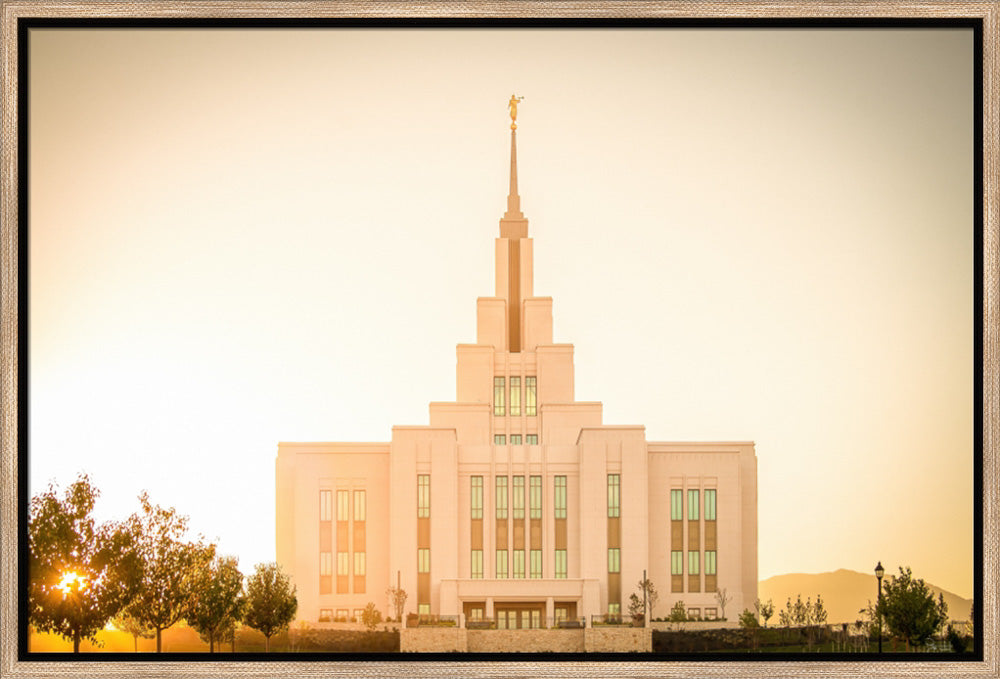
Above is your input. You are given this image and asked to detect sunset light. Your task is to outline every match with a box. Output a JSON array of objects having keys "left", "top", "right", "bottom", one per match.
[{"left": 56, "top": 571, "right": 86, "bottom": 597}]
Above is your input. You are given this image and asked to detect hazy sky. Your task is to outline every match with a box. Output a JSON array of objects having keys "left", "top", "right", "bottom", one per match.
[{"left": 28, "top": 28, "right": 975, "bottom": 598}]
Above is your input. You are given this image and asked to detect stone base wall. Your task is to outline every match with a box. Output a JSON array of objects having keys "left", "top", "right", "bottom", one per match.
[
  {"left": 467, "top": 629, "right": 585, "bottom": 653},
  {"left": 584, "top": 627, "right": 652, "bottom": 653},
  {"left": 399, "top": 628, "right": 467, "bottom": 653},
  {"left": 651, "top": 620, "right": 734, "bottom": 632}
]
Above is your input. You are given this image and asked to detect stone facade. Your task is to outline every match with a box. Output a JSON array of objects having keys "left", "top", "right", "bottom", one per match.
[
  {"left": 584, "top": 627, "right": 653, "bottom": 653},
  {"left": 399, "top": 628, "right": 467, "bottom": 653},
  {"left": 467, "top": 629, "right": 585, "bottom": 653}
]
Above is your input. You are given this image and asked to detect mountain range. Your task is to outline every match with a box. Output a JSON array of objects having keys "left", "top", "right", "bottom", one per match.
[{"left": 758, "top": 569, "right": 972, "bottom": 625}]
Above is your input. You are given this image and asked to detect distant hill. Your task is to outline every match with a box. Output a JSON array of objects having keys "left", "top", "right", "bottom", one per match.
[{"left": 758, "top": 569, "right": 972, "bottom": 625}]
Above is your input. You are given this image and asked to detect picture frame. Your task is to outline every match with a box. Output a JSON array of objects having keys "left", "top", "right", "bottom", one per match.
[{"left": 2, "top": 2, "right": 996, "bottom": 678}]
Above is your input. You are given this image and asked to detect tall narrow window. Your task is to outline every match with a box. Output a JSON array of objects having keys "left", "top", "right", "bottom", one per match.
[
  {"left": 705, "top": 489, "right": 717, "bottom": 521},
  {"left": 671, "top": 489, "right": 683, "bottom": 520},
  {"left": 526, "top": 434, "right": 538, "bottom": 444},
  {"left": 608, "top": 548, "right": 621, "bottom": 573},
  {"left": 320, "top": 552, "right": 332, "bottom": 576},
  {"left": 529, "top": 476, "right": 542, "bottom": 519},
  {"left": 555, "top": 549, "right": 567, "bottom": 578},
  {"left": 554, "top": 476, "right": 567, "bottom": 519},
  {"left": 509, "top": 376, "right": 521, "bottom": 416},
  {"left": 417, "top": 548, "right": 430, "bottom": 573},
  {"left": 417, "top": 475, "right": 430, "bottom": 518},
  {"left": 705, "top": 551, "right": 717, "bottom": 575},
  {"left": 496, "top": 550, "right": 508, "bottom": 578},
  {"left": 510, "top": 434, "right": 522, "bottom": 444},
  {"left": 671, "top": 550, "right": 683, "bottom": 575},
  {"left": 353, "top": 490, "right": 366, "bottom": 521},
  {"left": 513, "top": 550, "right": 525, "bottom": 578},
  {"left": 337, "top": 552, "right": 349, "bottom": 576},
  {"left": 354, "top": 552, "right": 366, "bottom": 576},
  {"left": 471, "top": 550, "right": 483, "bottom": 579},
  {"left": 688, "top": 551, "right": 700, "bottom": 575},
  {"left": 525, "top": 377, "right": 537, "bottom": 416},
  {"left": 513, "top": 476, "right": 525, "bottom": 519},
  {"left": 337, "top": 490, "right": 349, "bottom": 521},
  {"left": 494, "top": 377, "right": 505, "bottom": 416},
  {"left": 688, "top": 489, "right": 700, "bottom": 520},
  {"left": 471, "top": 476, "right": 483, "bottom": 519},
  {"left": 607, "top": 474, "right": 620, "bottom": 518},
  {"left": 494, "top": 434, "right": 506, "bottom": 445},
  {"left": 320, "top": 490, "right": 333, "bottom": 521},
  {"left": 496, "top": 476, "right": 508, "bottom": 519},
  {"left": 530, "top": 549, "right": 542, "bottom": 578}
]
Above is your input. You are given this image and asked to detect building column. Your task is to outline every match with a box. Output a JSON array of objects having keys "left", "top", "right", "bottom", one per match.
[
  {"left": 486, "top": 597, "right": 494, "bottom": 619},
  {"left": 545, "top": 597, "right": 554, "bottom": 626}
]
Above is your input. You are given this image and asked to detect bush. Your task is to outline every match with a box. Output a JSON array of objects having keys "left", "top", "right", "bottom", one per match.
[
  {"left": 667, "top": 601, "right": 688, "bottom": 623},
  {"left": 738, "top": 609, "right": 759, "bottom": 629}
]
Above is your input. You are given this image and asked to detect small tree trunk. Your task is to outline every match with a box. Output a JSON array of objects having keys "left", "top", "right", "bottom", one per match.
[
  {"left": 265, "top": 634, "right": 270, "bottom": 653},
  {"left": 210, "top": 636, "right": 215, "bottom": 653},
  {"left": 156, "top": 627, "right": 162, "bottom": 653},
  {"left": 73, "top": 629, "right": 81, "bottom": 654},
  {"left": 133, "top": 634, "right": 138, "bottom": 653}
]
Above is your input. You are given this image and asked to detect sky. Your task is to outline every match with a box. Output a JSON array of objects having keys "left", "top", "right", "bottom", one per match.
[{"left": 27, "top": 27, "right": 975, "bottom": 598}]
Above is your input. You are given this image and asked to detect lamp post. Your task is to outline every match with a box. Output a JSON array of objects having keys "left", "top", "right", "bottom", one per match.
[{"left": 875, "top": 561, "right": 885, "bottom": 653}]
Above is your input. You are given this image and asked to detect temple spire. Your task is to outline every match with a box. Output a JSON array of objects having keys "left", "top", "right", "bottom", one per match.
[{"left": 502, "top": 94, "right": 526, "bottom": 228}]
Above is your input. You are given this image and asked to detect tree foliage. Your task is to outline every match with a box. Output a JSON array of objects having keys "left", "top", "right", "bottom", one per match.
[
  {"left": 28, "top": 474, "right": 142, "bottom": 652},
  {"left": 112, "top": 609, "right": 154, "bottom": 652},
  {"left": 361, "top": 602, "right": 382, "bottom": 631},
  {"left": 667, "top": 601, "right": 688, "bottom": 622},
  {"left": 754, "top": 598, "right": 775, "bottom": 628},
  {"left": 243, "top": 562, "right": 298, "bottom": 652},
  {"left": 738, "top": 608, "right": 760, "bottom": 629},
  {"left": 186, "top": 555, "right": 245, "bottom": 652},
  {"left": 128, "top": 491, "right": 215, "bottom": 652},
  {"left": 876, "top": 566, "right": 949, "bottom": 649}
]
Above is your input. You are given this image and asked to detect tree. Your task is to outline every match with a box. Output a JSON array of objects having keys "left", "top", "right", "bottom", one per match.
[
  {"left": 635, "top": 577, "right": 659, "bottom": 620},
  {"left": 667, "top": 601, "right": 688, "bottom": 622},
  {"left": 243, "top": 562, "right": 298, "bottom": 652},
  {"left": 361, "top": 602, "right": 382, "bottom": 631},
  {"left": 739, "top": 608, "right": 760, "bottom": 628},
  {"left": 628, "top": 593, "right": 644, "bottom": 619},
  {"left": 186, "top": 555, "right": 245, "bottom": 652},
  {"left": 876, "top": 566, "right": 949, "bottom": 650},
  {"left": 28, "top": 474, "right": 142, "bottom": 652},
  {"left": 386, "top": 585, "right": 408, "bottom": 622},
  {"left": 754, "top": 598, "right": 775, "bottom": 628},
  {"left": 778, "top": 599, "right": 793, "bottom": 628},
  {"left": 128, "top": 492, "right": 216, "bottom": 652},
  {"left": 112, "top": 609, "right": 154, "bottom": 653},
  {"left": 714, "top": 588, "right": 731, "bottom": 620}
]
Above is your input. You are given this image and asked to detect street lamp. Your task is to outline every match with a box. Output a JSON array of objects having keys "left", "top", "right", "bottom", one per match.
[{"left": 875, "top": 561, "right": 885, "bottom": 653}]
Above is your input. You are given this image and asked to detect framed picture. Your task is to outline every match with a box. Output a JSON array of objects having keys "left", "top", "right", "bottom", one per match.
[{"left": 2, "top": 2, "right": 995, "bottom": 678}]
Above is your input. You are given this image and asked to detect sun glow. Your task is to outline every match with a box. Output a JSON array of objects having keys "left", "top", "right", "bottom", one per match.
[{"left": 56, "top": 571, "right": 86, "bottom": 597}]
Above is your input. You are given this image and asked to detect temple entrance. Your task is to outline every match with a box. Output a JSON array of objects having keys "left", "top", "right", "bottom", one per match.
[{"left": 495, "top": 602, "right": 546, "bottom": 629}]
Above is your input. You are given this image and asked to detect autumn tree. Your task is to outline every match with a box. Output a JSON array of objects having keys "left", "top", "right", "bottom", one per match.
[
  {"left": 128, "top": 492, "right": 215, "bottom": 652},
  {"left": 243, "top": 562, "right": 298, "bottom": 652},
  {"left": 28, "top": 474, "right": 142, "bottom": 652},
  {"left": 112, "top": 609, "right": 154, "bottom": 652},
  {"left": 876, "top": 566, "right": 949, "bottom": 650},
  {"left": 186, "top": 555, "right": 245, "bottom": 653}
]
